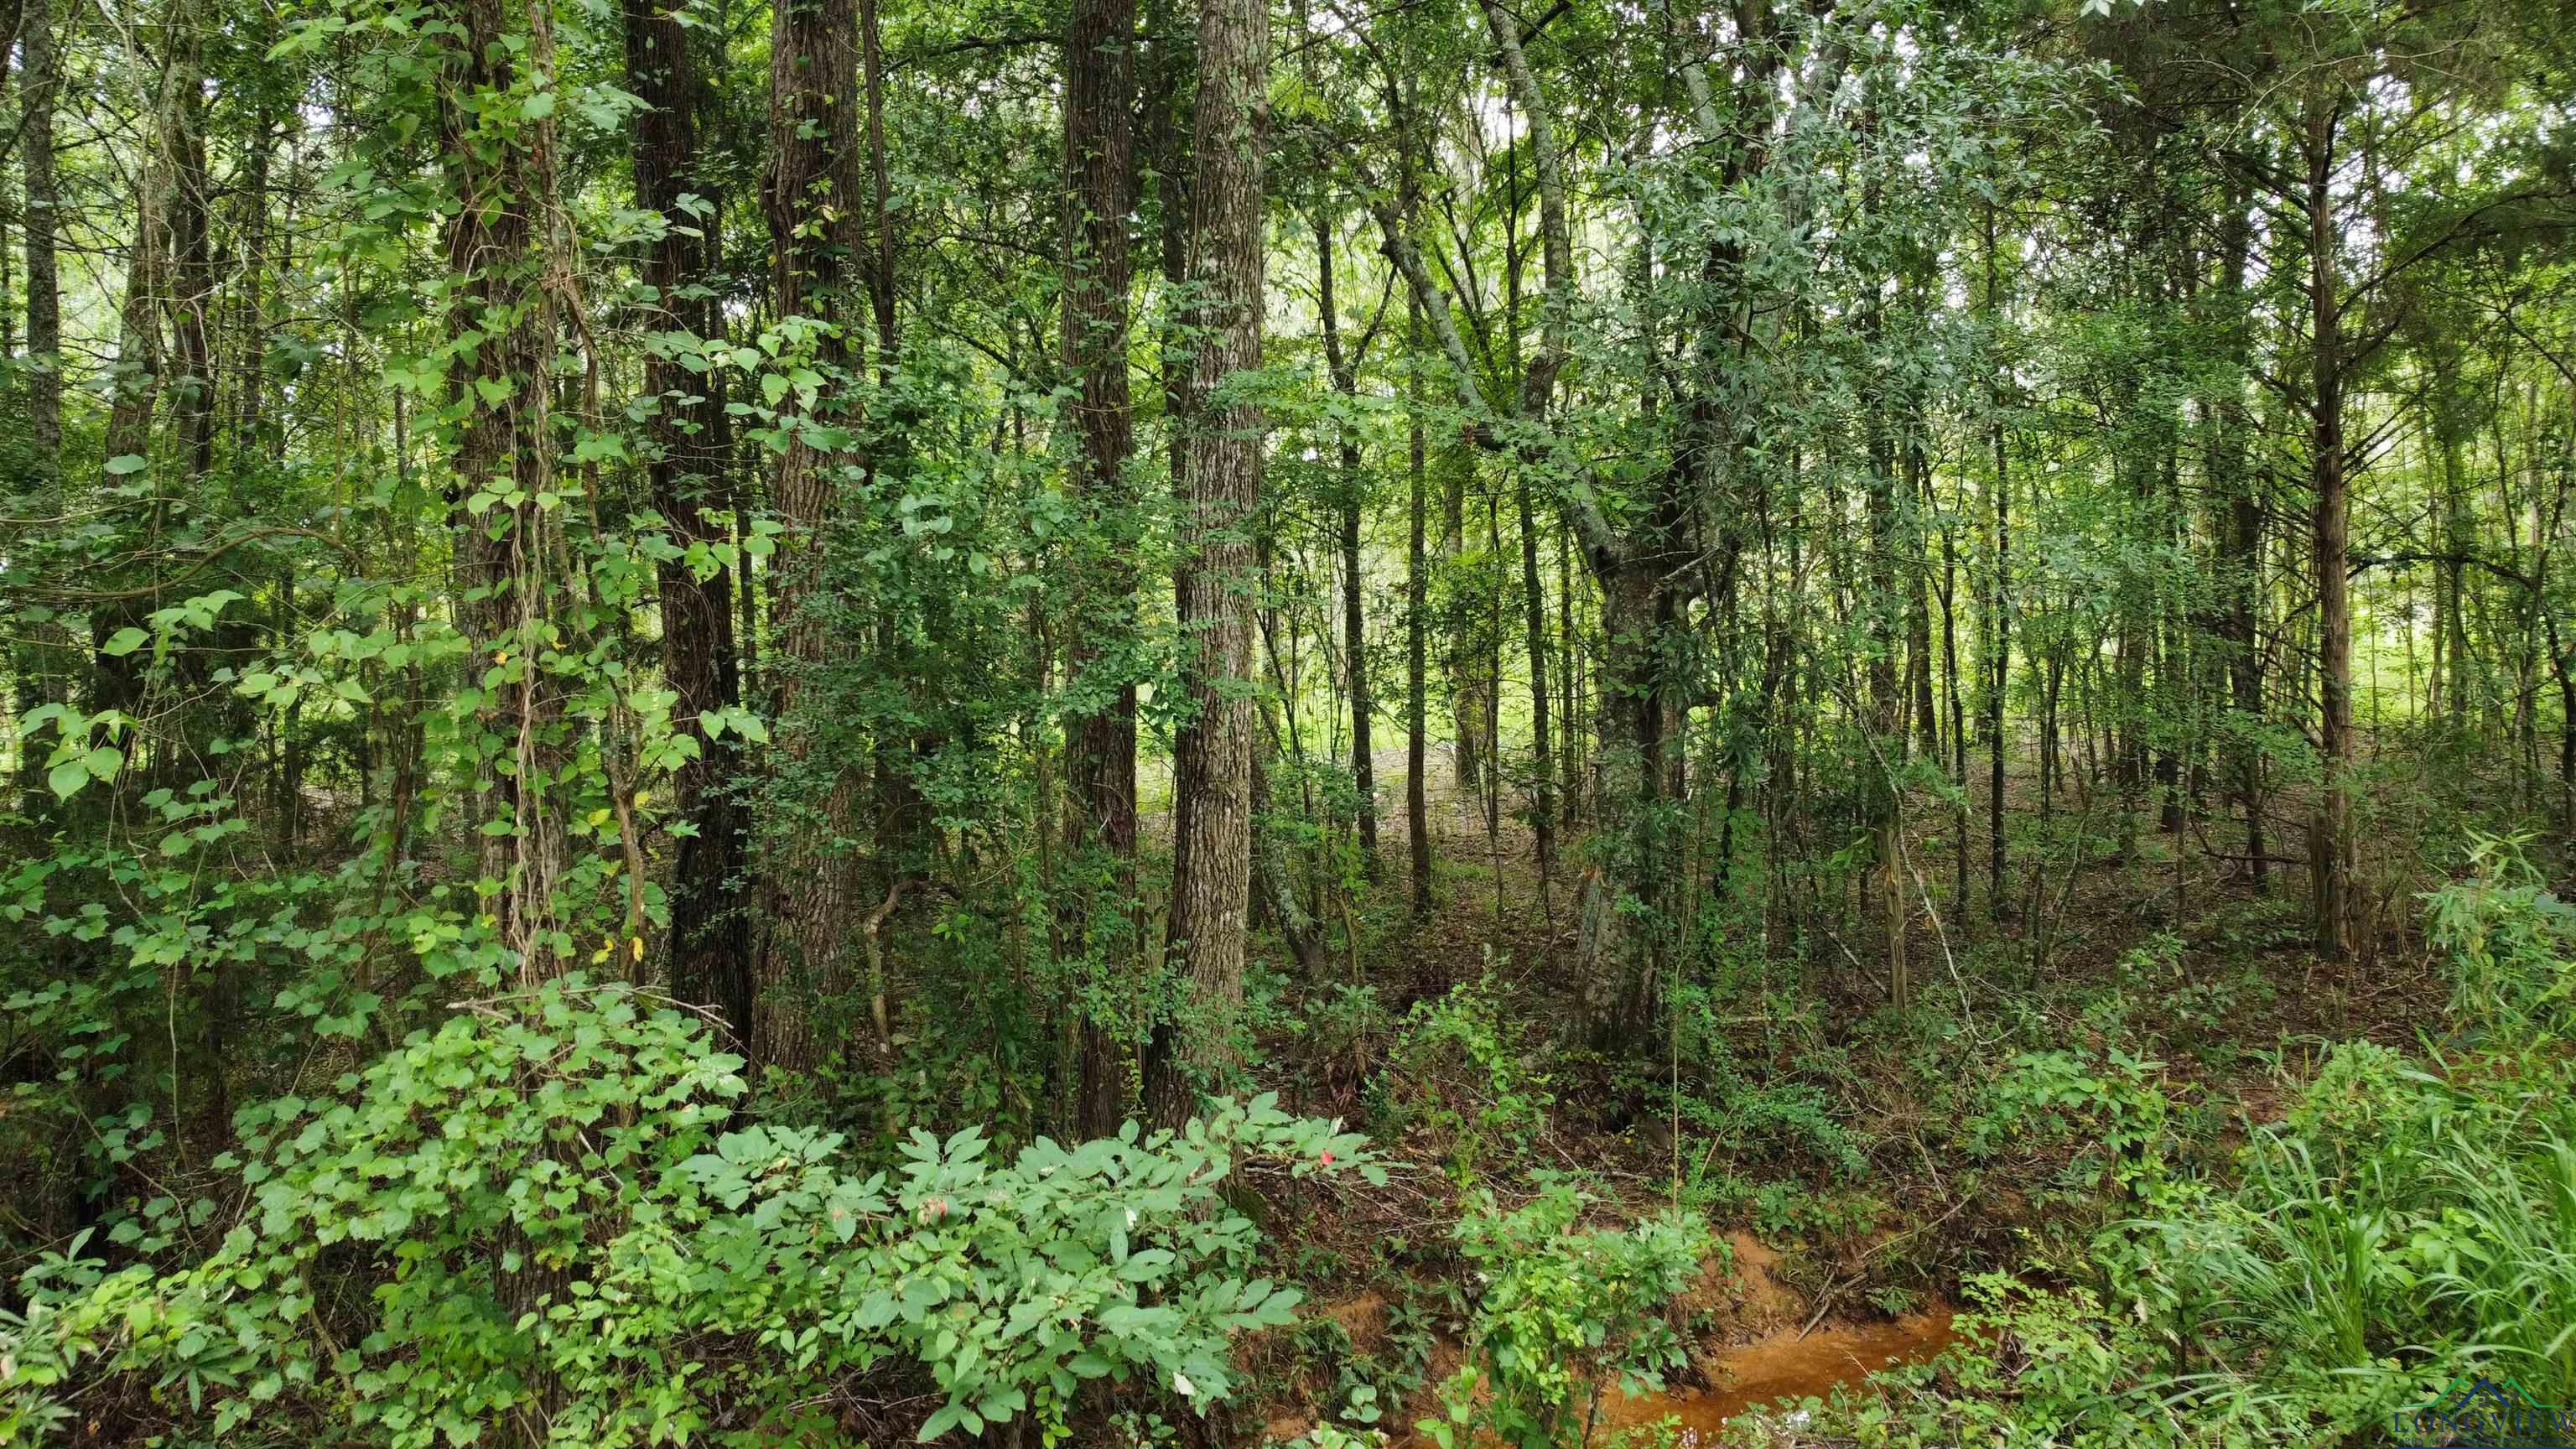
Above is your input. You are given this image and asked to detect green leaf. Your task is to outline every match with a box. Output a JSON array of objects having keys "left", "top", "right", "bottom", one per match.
[
  {"left": 105, "top": 454, "right": 148, "bottom": 475},
  {"left": 101, "top": 627, "right": 150, "bottom": 657}
]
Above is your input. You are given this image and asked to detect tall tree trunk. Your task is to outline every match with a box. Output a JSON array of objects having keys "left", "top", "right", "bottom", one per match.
[
  {"left": 1061, "top": 0, "right": 1140, "bottom": 1139},
  {"left": 1314, "top": 210, "right": 1379, "bottom": 880},
  {"left": 1585, "top": 559, "right": 1680, "bottom": 1042},
  {"left": 1984, "top": 208, "right": 2011, "bottom": 918},
  {"left": 756, "top": 0, "right": 871, "bottom": 1070},
  {"left": 437, "top": 0, "right": 566, "bottom": 978},
  {"left": 20, "top": 0, "right": 59, "bottom": 472},
  {"left": 2215, "top": 182, "right": 2267, "bottom": 895},
  {"left": 1144, "top": 0, "right": 1266, "bottom": 1131},
  {"left": 626, "top": 0, "right": 750, "bottom": 1041},
  {"left": 1479, "top": 0, "right": 1561, "bottom": 901},
  {"left": 1516, "top": 471, "right": 1555, "bottom": 906},
  {"left": 1867, "top": 428, "right": 1909, "bottom": 1010},
  {"left": 1406, "top": 298, "right": 1434, "bottom": 916},
  {"left": 2303, "top": 92, "right": 2352, "bottom": 961},
  {"left": 101, "top": 6, "right": 197, "bottom": 479}
]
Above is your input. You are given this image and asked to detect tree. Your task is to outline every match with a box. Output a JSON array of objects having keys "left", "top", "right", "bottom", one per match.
[
  {"left": 1061, "top": 0, "right": 1143, "bottom": 1136},
  {"left": 1145, "top": 0, "right": 1269, "bottom": 1130}
]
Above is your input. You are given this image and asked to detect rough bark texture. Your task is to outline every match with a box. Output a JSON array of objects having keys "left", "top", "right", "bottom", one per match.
[
  {"left": 756, "top": 0, "right": 871, "bottom": 1071},
  {"left": 1144, "top": 0, "right": 1266, "bottom": 1132},
  {"left": 626, "top": 0, "right": 750, "bottom": 1041},
  {"left": 1061, "top": 0, "right": 1140, "bottom": 1137}
]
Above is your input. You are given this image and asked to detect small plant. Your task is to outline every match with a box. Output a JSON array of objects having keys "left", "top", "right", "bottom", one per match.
[
  {"left": 2426, "top": 831, "right": 2575, "bottom": 1030},
  {"left": 1415, "top": 1182, "right": 1709, "bottom": 1449},
  {"left": 1377, "top": 969, "right": 1555, "bottom": 1180},
  {"left": 1964, "top": 1043, "right": 2177, "bottom": 1192}
]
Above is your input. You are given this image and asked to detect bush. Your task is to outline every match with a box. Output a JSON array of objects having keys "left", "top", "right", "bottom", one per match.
[
  {"left": 1416, "top": 1182, "right": 1709, "bottom": 1449},
  {"left": 0, "top": 982, "right": 1379, "bottom": 1446}
]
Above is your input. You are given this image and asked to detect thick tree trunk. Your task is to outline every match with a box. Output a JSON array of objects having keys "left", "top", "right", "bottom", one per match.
[
  {"left": 1144, "top": 0, "right": 1265, "bottom": 1131},
  {"left": 1583, "top": 562, "right": 1677, "bottom": 1043},
  {"left": 755, "top": 0, "right": 871, "bottom": 1071},
  {"left": 1061, "top": 0, "right": 1140, "bottom": 1138},
  {"left": 626, "top": 0, "right": 750, "bottom": 1041},
  {"left": 438, "top": 0, "right": 565, "bottom": 977}
]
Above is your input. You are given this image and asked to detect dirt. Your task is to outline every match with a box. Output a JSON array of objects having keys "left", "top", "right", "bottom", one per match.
[
  {"left": 1369, "top": 1233, "right": 1955, "bottom": 1447},
  {"left": 1592, "top": 1306, "right": 1959, "bottom": 1443}
]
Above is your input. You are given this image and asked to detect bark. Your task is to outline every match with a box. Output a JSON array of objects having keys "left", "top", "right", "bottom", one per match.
[
  {"left": 1143, "top": 0, "right": 1265, "bottom": 1131},
  {"left": 1585, "top": 560, "right": 1680, "bottom": 1041},
  {"left": 1061, "top": 0, "right": 1140, "bottom": 1139},
  {"left": 756, "top": 0, "right": 871, "bottom": 1070},
  {"left": 101, "top": 9, "right": 198, "bottom": 480},
  {"left": 1867, "top": 420, "right": 1909, "bottom": 1009},
  {"left": 2303, "top": 92, "right": 2352, "bottom": 961},
  {"left": 1480, "top": 0, "right": 1563, "bottom": 893},
  {"left": 20, "top": 0, "right": 59, "bottom": 471},
  {"left": 1406, "top": 297, "right": 1435, "bottom": 916},
  {"left": 1984, "top": 207, "right": 2011, "bottom": 917},
  {"left": 438, "top": 0, "right": 565, "bottom": 976},
  {"left": 626, "top": 0, "right": 750, "bottom": 1040}
]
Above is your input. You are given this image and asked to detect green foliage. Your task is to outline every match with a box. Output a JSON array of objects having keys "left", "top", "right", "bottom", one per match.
[
  {"left": 0, "top": 984, "right": 1379, "bottom": 1446},
  {"left": 1374, "top": 971, "right": 1555, "bottom": 1181},
  {"left": 2425, "top": 831, "right": 2576, "bottom": 1031},
  {"left": 1964, "top": 1043, "right": 2176, "bottom": 1194},
  {"left": 1415, "top": 1182, "right": 1709, "bottom": 1449},
  {"left": 1811, "top": 869, "right": 2576, "bottom": 1447}
]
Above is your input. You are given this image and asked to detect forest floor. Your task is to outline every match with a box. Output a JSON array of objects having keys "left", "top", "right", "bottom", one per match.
[{"left": 1220, "top": 751, "right": 2455, "bottom": 1446}]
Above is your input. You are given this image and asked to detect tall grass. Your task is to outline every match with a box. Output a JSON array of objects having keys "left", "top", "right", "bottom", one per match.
[{"left": 2127, "top": 844, "right": 2576, "bottom": 1430}]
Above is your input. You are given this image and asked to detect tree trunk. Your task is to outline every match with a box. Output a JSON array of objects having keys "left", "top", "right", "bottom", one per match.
[
  {"left": 756, "top": 0, "right": 872, "bottom": 1070},
  {"left": 626, "top": 0, "right": 750, "bottom": 1041},
  {"left": 1406, "top": 298, "right": 1434, "bottom": 916},
  {"left": 1985, "top": 210, "right": 2011, "bottom": 918},
  {"left": 2215, "top": 178, "right": 2267, "bottom": 895},
  {"left": 1478, "top": 0, "right": 1563, "bottom": 901},
  {"left": 1583, "top": 561, "right": 1677, "bottom": 1043},
  {"left": 1061, "top": 0, "right": 1140, "bottom": 1138},
  {"left": 1314, "top": 210, "right": 1379, "bottom": 880},
  {"left": 20, "top": 0, "right": 60, "bottom": 472},
  {"left": 1144, "top": 0, "right": 1265, "bottom": 1131},
  {"left": 437, "top": 0, "right": 568, "bottom": 978},
  {"left": 2303, "top": 93, "right": 2352, "bottom": 961}
]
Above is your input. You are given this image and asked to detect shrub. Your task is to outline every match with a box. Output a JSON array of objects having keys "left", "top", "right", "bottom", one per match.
[
  {"left": 0, "top": 982, "right": 1379, "bottom": 1446},
  {"left": 1416, "top": 1182, "right": 1709, "bottom": 1449}
]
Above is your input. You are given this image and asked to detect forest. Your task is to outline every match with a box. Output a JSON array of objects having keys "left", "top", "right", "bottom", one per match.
[{"left": 0, "top": 0, "right": 2573, "bottom": 1440}]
